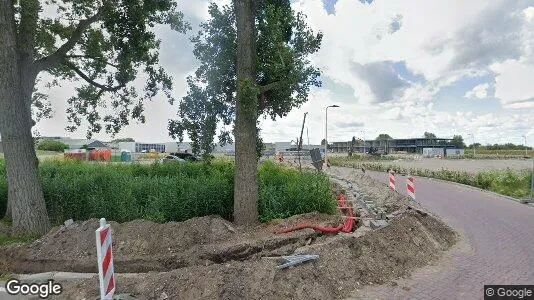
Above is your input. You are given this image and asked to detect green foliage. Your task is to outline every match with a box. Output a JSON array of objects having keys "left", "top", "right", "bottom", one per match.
[
  {"left": 17, "top": 0, "right": 189, "bottom": 138},
  {"left": 259, "top": 161, "right": 335, "bottom": 222},
  {"left": 451, "top": 135, "right": 465, "bottom": 148},
  {"left": 0, "top": 160, "right": 335, "bottom": 223},
  {"left": 168, "top": 1, "right": 322, "bottom": 158},
  {"left": 376, "top": 134, "right": 393, "bottom": 141},
  {"left": 423, "top": 132, "right": 437, "bottom": 139},
  {"left": 329, "top": 157, "right": 533, "bottom": 199},
  {"left": 36, "top": 140, "right": 68, "bottom": 152},
  {"left": 467, "top": 144, "right": 532, "bottom": 151},
  {"left": 0, "top": 234, "right": 39, "bottom": 246}
]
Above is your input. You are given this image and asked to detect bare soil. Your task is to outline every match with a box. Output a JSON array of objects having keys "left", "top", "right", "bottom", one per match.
[
  {"left": 54, "top": 211, "right": 455, "bottom": 300},
  {"left": 0, "top": 173, "right": 457, "bottom": 299}
]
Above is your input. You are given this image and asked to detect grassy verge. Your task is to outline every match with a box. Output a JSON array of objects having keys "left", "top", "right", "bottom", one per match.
[
  {"left": 0, "top": 160, "right": 336, "bottom": 224},
  {"left": 458, "top": 149, "right": 534, "bottom": 159},
  {"left": 330, "top": 157, "right": 532, "bottom": 199}
]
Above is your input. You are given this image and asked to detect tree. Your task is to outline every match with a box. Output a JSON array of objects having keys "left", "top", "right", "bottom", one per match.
[
  {"left": 376, "top": 134, "right": 393, "bottom": 141},
  {"left": 451, "top": 135, "right": 465, "bottom": 148},
  {"left": 36, "top": 140, "right": 68, "bottom": 152},
  {"left": 349, "top": 136, "right": 356, "bottom": 156},
  {"left": 424, "top": 132, "right": 437, "bottom": 139},
  {"left": 0, "top": 0, "right": 188, "bottom": 235},
  {"left": 321, "top": 138, "right": 327, "bottom": 146},
  {"left": 168, "top": 1, "right": 322, "bottom": 225}
]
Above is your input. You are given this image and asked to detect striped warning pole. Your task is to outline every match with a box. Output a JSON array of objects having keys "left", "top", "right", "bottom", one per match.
[
  {"left": 388, "top": 172, "right": 396, "bottom": 190},
  {"left": 407, "top": 176, "right": 415, "bottom": 200},
  {"left": 95, "top": 218, "right": 115, "bottom": 299}
]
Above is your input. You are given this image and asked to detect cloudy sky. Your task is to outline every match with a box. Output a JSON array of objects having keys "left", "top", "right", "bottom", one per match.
[{"left": 35, "top": 0, "right": 534, "bottom": 146}]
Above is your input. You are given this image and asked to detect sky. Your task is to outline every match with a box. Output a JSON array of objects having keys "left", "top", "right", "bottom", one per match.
[{"left": 34, "top": 0, "right": 534, "bottom": 146}]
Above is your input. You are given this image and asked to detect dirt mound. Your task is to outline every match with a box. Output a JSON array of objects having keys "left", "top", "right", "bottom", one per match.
[
  {"left": 0, "top": 168, "right": 457, "bottom": 299},
  {"left": 0, "top": 214, "right": 339, "bottom": 274},
  {"left": 54, "top": 211, "right": 455, "bottom": 300}
]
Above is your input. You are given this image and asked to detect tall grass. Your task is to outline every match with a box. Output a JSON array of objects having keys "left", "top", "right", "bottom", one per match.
[
  {"left": 0, "top": 160, "right": 335, "bottom": 224},
  {"left": 330, "top": 157, "right": 533, "bottom": 199}
]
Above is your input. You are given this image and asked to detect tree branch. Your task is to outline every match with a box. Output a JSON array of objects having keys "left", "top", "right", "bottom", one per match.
[
  {"left": 64, "top": 61, "right": 124, "bottom": 92},
  {"left": 259, "top": 81, "right": 281, "bottom": 93},
  {"left": 36, "top": 10, "right": 103, "bottom": 71},
  {"left": 66, "top": 54, "right": 120, "bottom": 68}
]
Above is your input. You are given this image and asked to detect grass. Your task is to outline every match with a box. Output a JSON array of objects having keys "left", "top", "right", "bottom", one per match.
[
  {"left": 461, "top": 149, "right": 534, "bottom": 159},
  {"left": 330, "top": 157, "right": 533, "bottom": 199},
  {"left": 0, "top": 233, "right": 39, "bottom": 246},
  {"left": 0, "top": 159, "right": 336, "bottom": 225}
]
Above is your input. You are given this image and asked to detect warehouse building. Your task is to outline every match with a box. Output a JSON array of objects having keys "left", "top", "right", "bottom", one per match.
[{"left": 330, "top": 137, "right": 457, "bottom": 154}]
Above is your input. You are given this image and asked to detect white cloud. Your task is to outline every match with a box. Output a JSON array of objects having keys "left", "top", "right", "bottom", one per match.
[
  {"left": 524, "top": 7, "right": 534, "bottom": 23},
  {"left": 490, "top": 59, "right": 534, "bottom": 106},
  {"left": 32, "top": 0, "right": 534, "bottom": 147},
  {"left": 465, "top": 83, "right": 490, "bottom": 99}
]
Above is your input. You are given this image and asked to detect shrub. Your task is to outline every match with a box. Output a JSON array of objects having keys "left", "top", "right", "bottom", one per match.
[
  {"left": 0, "top": 160, "right": 335, "bottom": 224},
  {"left": 329, "top": 158, "right": 532, "bottom": 199},
  {"left": 37, "top": 140, "right": 69, "bottom": 152}
]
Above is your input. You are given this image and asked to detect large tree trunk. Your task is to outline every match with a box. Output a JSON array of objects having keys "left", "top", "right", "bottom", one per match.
[
  {"left": 233, "top": 0, "right": 259, "bottom": 225},
  {"left": 0, "top": 1, "right": 51, "bottom": 235}
]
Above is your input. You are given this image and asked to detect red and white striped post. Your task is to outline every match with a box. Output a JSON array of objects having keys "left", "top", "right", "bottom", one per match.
[
  {"left": 95, "top": 218, "right": 115, "bottom": 299},
  {"left": 388, "top": 171, "right": 396, "bottom": 190},
  {"left": 407, "top": 176, "right": 415, "bottom": 200}
]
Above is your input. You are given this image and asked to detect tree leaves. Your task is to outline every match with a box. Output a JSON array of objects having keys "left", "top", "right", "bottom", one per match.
[
  {"left": 170, "top": 1, "right": 322, "bottom": 158},
  {"left": 27, "top": 0, "right": 189, "bottom": 137}
]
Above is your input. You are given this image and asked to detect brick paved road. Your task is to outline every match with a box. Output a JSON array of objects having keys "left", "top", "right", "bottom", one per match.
[{"left": 332, "top": 167, "right": 534, "bottom": 300}]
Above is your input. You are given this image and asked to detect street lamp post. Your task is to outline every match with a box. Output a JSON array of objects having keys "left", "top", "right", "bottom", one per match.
[
  {"left": 361, "top": 130, "right": 366, "bottom": 154},
  {"left": 522, "top": 135, "right": 528, "bottom": 157},
  {"left": 468, "top": 133, "right": 475, "bottom": 157},
  {"left": 325, "top": 105, "right": 340, "bottom": 162}
]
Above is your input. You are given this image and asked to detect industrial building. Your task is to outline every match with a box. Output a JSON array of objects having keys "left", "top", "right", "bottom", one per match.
[{"left": 330, "top": 137, "right": 459, "bottom": 155}]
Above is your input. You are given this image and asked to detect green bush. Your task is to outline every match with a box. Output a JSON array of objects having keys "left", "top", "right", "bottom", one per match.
[
  {"left": 0, "top": 160, "right": 335, "bottom": 224},
  {"left": 36, "top": 140, "right": 69, "bottom": 152}
]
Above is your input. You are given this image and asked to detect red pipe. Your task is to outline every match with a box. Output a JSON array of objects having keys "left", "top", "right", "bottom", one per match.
[{"left": 277, "top": 193, "right": 358, "bottom": 234}]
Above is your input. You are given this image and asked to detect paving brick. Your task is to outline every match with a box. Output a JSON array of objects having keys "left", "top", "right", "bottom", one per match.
[{"left": 333, "top": 168, "right": 534, "bottom": 300}]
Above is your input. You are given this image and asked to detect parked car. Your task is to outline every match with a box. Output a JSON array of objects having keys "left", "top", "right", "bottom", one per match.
[
  {"left": 168, "top": 152, "right": 198, "bottom": 162},
  {"left": 159, "top": 155, "right": 187, "bottom": 164}
]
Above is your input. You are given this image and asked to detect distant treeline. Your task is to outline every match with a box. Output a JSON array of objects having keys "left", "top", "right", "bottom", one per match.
[{"left": 467, "top": 143, "right": 532, "bottom": 150}]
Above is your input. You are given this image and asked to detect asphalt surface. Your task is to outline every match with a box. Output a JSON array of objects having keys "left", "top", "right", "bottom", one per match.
[
  {"left": 332, "top": 167, "right": 534, "bottom": 300},
  {"left": 358, "top": 158, "right": 533, "bottom": 173}
]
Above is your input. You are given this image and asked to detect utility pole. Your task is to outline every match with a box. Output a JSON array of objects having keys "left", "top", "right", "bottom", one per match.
[
  {"left": 522, "top": 135, "right": 528, "bottom": 157},
  {"left": 298, "top": 112, "right": 308, "bottom": 172},
  {"left": 468, "top": 133, "right": 476, "bottom": 157},
  {"left": 361, "top": 130, "right": 366, "bottom": 154},
  {"left": 325, "top": 105, "right": 340, "bottom": 162},
  {"left": 307, "top": 127, "right": 309, "bottom": 146}
]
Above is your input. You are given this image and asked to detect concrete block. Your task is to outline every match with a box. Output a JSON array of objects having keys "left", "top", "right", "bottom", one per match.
[{"left": 370, "top": 219, "right": 389, "bottom": 229}]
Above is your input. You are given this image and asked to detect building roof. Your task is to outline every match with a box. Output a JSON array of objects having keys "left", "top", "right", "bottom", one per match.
[{"left": 87, "top": 140, "right": 107, "bottom": 148}]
